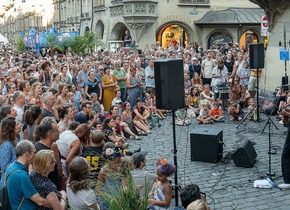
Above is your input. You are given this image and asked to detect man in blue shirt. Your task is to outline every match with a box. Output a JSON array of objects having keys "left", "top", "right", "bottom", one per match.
[
  {"left": 74, "top": 101, "right": 99, "bottom": 127},
  {"left": 6, "top": 140, "right": 51, "bottom": 210}
]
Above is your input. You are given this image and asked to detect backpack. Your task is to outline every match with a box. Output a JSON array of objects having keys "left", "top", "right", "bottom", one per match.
[{"left": 0, "top": 170, "right": 22, "bottom": 210}]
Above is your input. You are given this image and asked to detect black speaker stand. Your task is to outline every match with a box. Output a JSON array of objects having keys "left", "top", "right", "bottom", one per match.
[
  {"left": 171, "top": 110, "right": 179, "bottom": 207},
  {"left": 265, "top": 120, "right": 276, "bottom": 178}
]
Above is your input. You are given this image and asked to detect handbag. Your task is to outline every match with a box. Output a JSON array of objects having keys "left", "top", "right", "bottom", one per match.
[{"left": 0, "top": 170, "right": 24, "bottom": 210}]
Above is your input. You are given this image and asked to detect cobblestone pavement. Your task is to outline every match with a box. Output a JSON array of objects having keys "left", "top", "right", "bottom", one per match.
[{"left": 127, "top": 112, "right": 290, "bottom": 210}]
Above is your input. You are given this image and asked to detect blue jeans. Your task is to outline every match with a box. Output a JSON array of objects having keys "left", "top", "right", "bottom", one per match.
[{"left": 120, "top": 88, "right": 127, "bottom": 102}]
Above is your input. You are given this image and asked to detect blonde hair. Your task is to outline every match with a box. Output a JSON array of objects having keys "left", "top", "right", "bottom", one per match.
[
  {"left": 186, "top": 199, "right": 209, "bottom": 210},
  {"left": 32, "top": 150, "right": 55, "bottom": 176}
]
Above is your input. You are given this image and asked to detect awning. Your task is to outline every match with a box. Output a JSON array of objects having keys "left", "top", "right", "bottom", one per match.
[{"left": 194, "top": 7, "right": 265, "bottom": 25}]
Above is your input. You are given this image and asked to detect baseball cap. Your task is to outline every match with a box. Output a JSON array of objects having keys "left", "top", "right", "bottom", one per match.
[
  {"left": 192, "top": 57, "right": 197, "bottom": 61},
  {"left": 132, "top": 151, "right": 148, "bottom": 166},
  {"left": 115, "top": 99, "right": 122, "bottom": 104}
]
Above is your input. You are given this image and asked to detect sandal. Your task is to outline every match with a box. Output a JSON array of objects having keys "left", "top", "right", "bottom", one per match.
[{"left": 131, "top": 135, "right": 142, "bottom": 140}]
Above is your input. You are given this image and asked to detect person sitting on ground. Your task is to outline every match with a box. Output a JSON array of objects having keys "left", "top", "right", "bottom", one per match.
[
  {"left": 228, "top": 100, "right": 244, "bottom": 122},
  {"left": 82, "top": 130, "right": 105, "bottom": 179},
  {"left": 247, "top": 98, "right": 257, "bottom": 122},
  {"left": 175, "top": 108, "right": 191, "bottom": 126},
  {"left": 67, "top": 156, "right": 99, "bottom": 210},
  {"left": 187, "top": 87, "right": 200, "bottom": 118},
  {"left": 210, "top": 102, "right": 224, "bottom": 122},
  {"left": 30, "top": 150, "right": 67, "bottom": 210},
  {"left": 131, "top": 151, "right": 156, "bottom": 197},
  {"left": 199, "top": 84, "right": 214, "bottom": 108},
  {"left": 197, "top": 104, "right": 212, "bottom": 124},
  {"left": 6, "top": 140, "right": 51, "bottom": 209}
]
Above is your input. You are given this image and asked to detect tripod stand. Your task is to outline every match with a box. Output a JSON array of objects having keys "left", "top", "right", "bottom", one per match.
[{"left": 237, "top": 69, "right": 278, "bottom": 128}]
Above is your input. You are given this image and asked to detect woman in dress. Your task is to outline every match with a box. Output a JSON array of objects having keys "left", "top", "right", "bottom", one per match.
[
  {"left": 102, "top": 66, "right": 117, "bottom": 111},
  {"left": 55, "top": 84, "right": 69, "bottom": 106},
  {"left": 30, "top": 150, "right": 67, "bottom": 210},
  {"left": 23, "top": 105, "right": 42, "bottom": 142},
  {"left": 67, "top": 156, "right": 99, "bottom": 210},
  {"left": 85, "top": 70, "right": 102, "bottom": 100},
  {"left": 29, "top": 82, "right": 43, "bottom": 107},
  {"left": 0, "top": 117, "right": 21, "bottom": 188},
  {"left": 126, "top": 67, "right": 142, "bottom": 109}
]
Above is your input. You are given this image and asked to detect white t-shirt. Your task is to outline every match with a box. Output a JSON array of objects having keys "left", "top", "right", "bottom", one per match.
[
  {"left": 202, "top": 59, "right": 215, "bottom": 78},
  {"left": 67, "top": 184, "right": 97, "bottom": 210},
  {"left": 56, "top": 130, "right": 79, "bottom": 158}
]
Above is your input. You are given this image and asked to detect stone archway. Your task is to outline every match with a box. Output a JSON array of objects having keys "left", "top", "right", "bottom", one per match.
[
  {"left": 84, "top": 26, "right": 90, "bottom": 33},
  {"left": 156, "top": 22, "right": 193, "bottom": 49},
  {"left": 207, "top": 30, "right": 233, "bottom": 49},
  {"left": 239, "top": 30, "right": 259, "bottom": 51},
  {"left": 110, "top": 22, "right": 128, "bottom": 41},
  {"left": 95, "top": 20, "right": 104, "bottom": 39}
]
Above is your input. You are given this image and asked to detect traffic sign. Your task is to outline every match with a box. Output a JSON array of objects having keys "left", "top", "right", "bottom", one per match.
[
  {"left": 261, "top": 15, "right": 269, "bottom": 36},
  {"left": 280, "top": 48, "right": 289, "bottom": 61}
]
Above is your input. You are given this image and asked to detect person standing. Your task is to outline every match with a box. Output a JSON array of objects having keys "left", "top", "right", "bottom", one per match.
[
  {"left": 145, "top": 58, "right": 155, "bottom": 92},
  {"left": 279, "top": 110, "right": 290, "bottom": 189},
  {"left": 102, "top": 66, "right": 117, "bottom": 111},
  {"left": 201, "top": 52, "right": 215, "bottom": 85},
  {"left": 124, "top": 30, "right": 132, "bottom": 47},
  {"left": 126, "top": 67, "right": 142, "bottom": 109},
  {"left": 13, "top": 91, "right": 25, "bottom": 123},
  {"left": 0, "top": 117, "right": 21, "bottom": 188},
  {"left": 113, "top": 60, "right": 127, "bottom": 102},
  {"left": 77, "top": 63, "right": 89, "bottom": 96}
]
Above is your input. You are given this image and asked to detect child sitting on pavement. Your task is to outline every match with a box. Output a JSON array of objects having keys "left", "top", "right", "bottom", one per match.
[
  {"left": 247, "top": 98, "right": 257, "bottom": 121},
  {"left": 210, "top": 101, "right": 224, "bottom": 122},
  {"left": 228, "top": 100, "right": 244, "bottom": 122},
  {"left": 197, "top": 104, "right": 213, "bottom": 124},
  {"left": 175, "top": 108, "right": 191, "bottom": 126}
]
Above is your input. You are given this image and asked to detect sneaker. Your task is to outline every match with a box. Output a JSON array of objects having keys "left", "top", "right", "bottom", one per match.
[
  {"left": 279, "top": 120, "right": 284, "bottom": 125},
  {"left": 278, "top": 183, "right": 290, "bottom": 189},
  {"left": 219, "top": 119, "right": 225, "bottom": 122}
]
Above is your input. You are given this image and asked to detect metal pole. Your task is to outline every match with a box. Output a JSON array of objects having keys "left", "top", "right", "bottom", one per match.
[
  {"left": 171, "top": 110, "right": 179, "bottom": 206},
  {"left": 284, "top": 23, "right": 287, "bottom": 78}
]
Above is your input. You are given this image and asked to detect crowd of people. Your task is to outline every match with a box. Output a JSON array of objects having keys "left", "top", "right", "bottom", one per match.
[{"left": 1, "top": 39, "right": 289, "bottom": 210}]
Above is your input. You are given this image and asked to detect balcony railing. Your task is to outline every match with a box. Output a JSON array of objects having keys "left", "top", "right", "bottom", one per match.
[
  {"left": 179, "top": 0, "right": 210, "bottom": 4},
  {"left": 111, "top": 0, "right": 123, "bottom": 5}
]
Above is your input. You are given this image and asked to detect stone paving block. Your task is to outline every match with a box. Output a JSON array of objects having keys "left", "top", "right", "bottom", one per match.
[{"left": 134, "top": 115, "right": 289, "bottom": 209}]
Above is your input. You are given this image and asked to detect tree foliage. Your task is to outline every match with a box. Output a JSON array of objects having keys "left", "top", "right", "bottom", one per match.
[
  {"left": 46, "top": 34, "right": 65, "bottom": 53},
  {"left": 16, "top": 38, "right": 25, "bottom": 52},
  {"left": 64, "top": 31, "right": 104, "bottom": 55}
]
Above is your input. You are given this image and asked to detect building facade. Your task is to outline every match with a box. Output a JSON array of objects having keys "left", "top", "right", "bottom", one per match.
[{"left": 0, "top": 0, "right": 265, "bottom": 50}]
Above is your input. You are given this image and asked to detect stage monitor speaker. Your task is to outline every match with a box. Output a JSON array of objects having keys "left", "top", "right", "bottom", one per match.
[
  {"left": 249, "top": 43, "right": 264, "bottom": 69},
  {"left": 190, "top": 128, "right": 223, "bottom": 163},
  {"left": 232, "top": 139, "right": 257, "bottom": 168},
  {"left": 154, "top": 59, "right": 185, "bottom": 110}
]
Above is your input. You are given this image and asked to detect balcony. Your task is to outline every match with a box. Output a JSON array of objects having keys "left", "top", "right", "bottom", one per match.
[
  {"left": 111, "top": 0, "right": 123, "bottom": 5},
  {"left": 178, "top": 0, "right": 210, "bottom": 7},
  {"left": 94, "top": 5, "right": 106, "bottom": 12}
]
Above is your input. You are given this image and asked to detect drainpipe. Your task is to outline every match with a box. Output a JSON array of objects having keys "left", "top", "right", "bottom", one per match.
[
  {"left": 91, "top": 0, "right": 94, "bottom": 31},
  {"left": 80, "top": 0, "right": 82, "bottom": 34}
]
